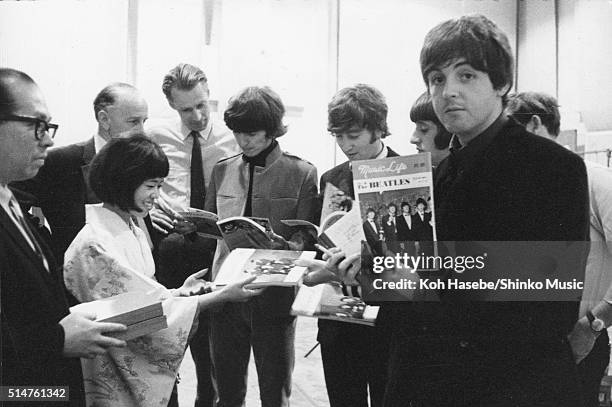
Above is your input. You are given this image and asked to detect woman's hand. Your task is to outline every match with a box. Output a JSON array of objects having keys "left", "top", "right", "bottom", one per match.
[
  {"left": 175, "top": 269, "right": 211, "bottom": 297},
  {"left": 218, "top": 276, "right": 265, "bottom": 302}
]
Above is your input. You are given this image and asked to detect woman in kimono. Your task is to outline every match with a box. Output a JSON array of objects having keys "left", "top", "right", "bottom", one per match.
[{"left": 63, "top": 135, "right": 260, "bottom": 406}]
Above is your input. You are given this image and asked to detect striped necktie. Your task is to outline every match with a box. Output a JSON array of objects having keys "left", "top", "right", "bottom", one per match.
[{"left": 8, "top": 198, "right": 49, "bottom": 272}]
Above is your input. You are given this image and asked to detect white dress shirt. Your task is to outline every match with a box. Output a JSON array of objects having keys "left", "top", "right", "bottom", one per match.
[{"left": 149, "top": 120, "right": 240, "bottom": 212}]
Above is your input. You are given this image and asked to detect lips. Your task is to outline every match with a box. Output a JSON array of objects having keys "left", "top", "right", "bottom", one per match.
[{"left": 445, "top": 106, "right": 464, "bottom": 113}]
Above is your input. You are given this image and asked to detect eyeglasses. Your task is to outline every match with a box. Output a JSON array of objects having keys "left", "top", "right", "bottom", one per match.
[{"left": 0, "top": 114, "right": 58, "bottom": 140}]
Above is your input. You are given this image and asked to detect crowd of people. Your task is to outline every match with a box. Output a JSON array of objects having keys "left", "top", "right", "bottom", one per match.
[{"left": 1, "top": 12, "right": 611, "bottom": 407}]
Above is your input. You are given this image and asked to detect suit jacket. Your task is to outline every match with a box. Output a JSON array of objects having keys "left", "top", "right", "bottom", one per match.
[
  {"left": 412, "top": 211, "right": 433, "bottom": 241},
  {"left": 396, "top": 213, "right": 415, "bottom": 241},
  {"left": 396, "top": 117, "right": 590, "bottom": 340},
  {"left": 0, "top": 203, "right": 84, "bottom": 405},
  {"left": 205, "top": 143, "right": 319, "bottom": 317},
  {"left": 363, "top": 219, "right": 383, "bottom": 257},
  {"left": 11, "top": 138, "right": 98, "bottom": 263},
  {"left": 381, "top": 213, "right": 397, "bottom": 242},
  {"left": 363, "top": 219, "right": 379, "bottom": 244}
]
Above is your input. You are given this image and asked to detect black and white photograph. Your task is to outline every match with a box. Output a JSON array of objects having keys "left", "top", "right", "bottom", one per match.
[{"left": 1, "top": 0, "right": 611, "bottom": 406}]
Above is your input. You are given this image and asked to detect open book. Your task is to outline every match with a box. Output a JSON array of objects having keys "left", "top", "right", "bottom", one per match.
[
  {"left": 282, "top": 182, "right": 365, "bottom": 257},
  {"left": 70, "top": 291, "right": 167, "bottom": 341},
  {"left": 281, "top": 211, "right": 345, "bottom": 248},
  {"left": 217, "top": 216, "right": 274, "bottom": 250},
  {"left": 178, "top": 208, "right": 222, "bottom": 239},
  {"left": 214, "top": 248, "right": 316, "bottom": 287},
  {"left": 291, "top": 283, "right": 379, "bottom": 326},
  {"left": 178, "top": 208, "right": 274, "bottom": 250}
]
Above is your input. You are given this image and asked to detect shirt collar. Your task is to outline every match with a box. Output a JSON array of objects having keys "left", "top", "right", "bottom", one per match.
[
  {"left": 348, "top": 143, "right": 388, "bottom": 169},
  {"left": 449, "top": 113, "right": 508, "bottom": 164},
  {"left": 375, "top": 143, "right": 389, "bottom": 160},
  {"left": 0, "top": 183, "right": 13, "bottom": 208},
  {"left": 181, "top": 120, "right": 213, "bottom": 142},
  {"left": 94, "top": 132, "right": 108, "bottom": 154}
]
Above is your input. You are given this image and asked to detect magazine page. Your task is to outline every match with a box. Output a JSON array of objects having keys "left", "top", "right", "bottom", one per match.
[
  {"left": 319, "top": 207, "right": 365, "bottom": 256},
  {"left": 280, "top": 219, "right": 321, "bottom": 240},
  {"left": 217, "top": 217, "right": 274, "bottom": 251},
  {"left": 178, "top": 208, "right": 222, "bottom": 239},
  {"left": 214, "top": 248, "right": 316, "bottom": 287},
  {"left": 280, "top": 211, "right": 346, "bottom": 242},
  {"left": 320, "top": 182, "right": 354, "bottom": 221},
  {"left": 351, "top": 153, "right": 437, "bottom": 264},
  {"left": 291, "top": 283, "right": 379, "bottom": 326}
]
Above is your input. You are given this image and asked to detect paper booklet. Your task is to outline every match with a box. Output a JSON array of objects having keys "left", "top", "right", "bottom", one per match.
[
  {"left": 214, "top": 248, "right": 316, "bottom": 287},
  {"left": 216, "top": 216, "right": 274, "bottom": 251},
  {"left": 178, "top": 208, "right": 274, "bottom": 250},
  {"left": 70, "top": 291, "right": 167, "bottom": 341},
  {"left": 351, "top": 153, "right": 437, "bottom": 263},
  {"left": 281, "top": 183, "right": 365, "bottom": 257},
  {"left": 291, "top": 283, "right": 380, "bottom": 326},
  {"left": 320, "top": 182, "right": 354, "bottom": 221},
  {"left": 178, "top": 208, "right": 222, "bottom": 239}
]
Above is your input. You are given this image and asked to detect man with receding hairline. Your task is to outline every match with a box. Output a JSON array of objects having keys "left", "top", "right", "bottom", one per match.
[
  {"left": 0, "top": 67, "right": 127, "bottom": 407},
  {"left": 11, "top": 82, "right": 148, "bottom": 263}
]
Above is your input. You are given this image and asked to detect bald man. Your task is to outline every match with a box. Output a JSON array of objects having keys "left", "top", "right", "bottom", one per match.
[{"left": 12, "top": 82, "right": 148, "bottom": 263}]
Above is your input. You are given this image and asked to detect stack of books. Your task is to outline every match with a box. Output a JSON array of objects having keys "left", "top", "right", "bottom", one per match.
[{"left": 71, "top": 292, "right": 167, "bottom": 341}]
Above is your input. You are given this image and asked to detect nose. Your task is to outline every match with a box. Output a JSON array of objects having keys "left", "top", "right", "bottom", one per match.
[
  {"left": 442, "top": 77, "right": 458, "bottom": 99},
  {"left": 410, "top": 131, "right": 420, "bottom": 145},
  {"left": 151, "top": 188, "right": 159, "bottom": 199},
  {"left": 337, "top": 136, "right": 350, "bottom": 151},
  {"left": 135, "top": 121, "right": 145, "bottom": 132},
  {"left": 192, "top": 109, "right": 202, "bottom": 122},
  {"left": 40, "top": 130, "right": 54, "bottom": 148},
  {"left": 235, "top": 133, "right": 248, "bottom": 148}
]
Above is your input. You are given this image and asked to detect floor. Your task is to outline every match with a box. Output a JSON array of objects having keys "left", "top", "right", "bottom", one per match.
[{"left": 177, "top": 317, "right": 330, "bottom": 407}]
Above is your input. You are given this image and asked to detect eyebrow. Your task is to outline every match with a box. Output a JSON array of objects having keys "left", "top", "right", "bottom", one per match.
[
  {"left": 431, "top": 59, "right": 470, "bottom": 73},
  {"left": 451, "top": 60, "right": 471, "bottom": 70}
]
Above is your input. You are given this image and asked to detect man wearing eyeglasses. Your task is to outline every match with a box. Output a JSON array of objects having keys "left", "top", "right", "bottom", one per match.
[
  {"left": 11, "top": 82, "right": 148, "bottom": 264},
  {"left": 0, "top": 68, "right": 127, "bottom": 407}
]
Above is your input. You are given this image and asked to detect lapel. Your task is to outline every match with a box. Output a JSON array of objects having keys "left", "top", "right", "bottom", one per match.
[
  {"left": 79, "top": 138, "right": 100, "bottom": 204},
  {"left": 0, "top": 207, "right": 55, "bottom": 281}
]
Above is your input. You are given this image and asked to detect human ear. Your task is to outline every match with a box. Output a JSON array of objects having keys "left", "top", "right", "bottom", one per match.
[{"left": 97, "top": 110, "right": 110, "bottom": 130}]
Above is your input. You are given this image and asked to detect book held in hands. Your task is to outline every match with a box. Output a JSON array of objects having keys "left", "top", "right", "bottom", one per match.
[
  {"left": 291, "top": 283, "right": 379, "bottom": 326},
  {"left": 214, "top": 248, "right": 316, "bottom": 287},
  {"left": 70, "top": 291, "right": 167, "bottom": 341},
  {"left": 282, "top": 182, "right": 365, "bottom": 257},
  {"left": 178, "top": 208, "right": 274, "bottom": 250}
]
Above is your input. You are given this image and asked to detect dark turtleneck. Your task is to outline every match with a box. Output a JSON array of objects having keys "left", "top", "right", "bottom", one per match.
[{"left": 242, "top": 139, "right": 278, "bottom": 216}]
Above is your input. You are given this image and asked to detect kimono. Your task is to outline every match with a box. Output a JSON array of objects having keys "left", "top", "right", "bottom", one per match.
[{"left": 64, "top": 205, "right": 199, "bottom": 406}]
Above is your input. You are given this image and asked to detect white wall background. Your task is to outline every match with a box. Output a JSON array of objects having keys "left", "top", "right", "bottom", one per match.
[{"left": 1, "top": 0, "right": 610, "bottom": 173}]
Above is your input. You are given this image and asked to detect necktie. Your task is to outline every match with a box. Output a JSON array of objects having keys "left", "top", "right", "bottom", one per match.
[
  {"left": 190, "top": 131, "right": 205, "bottom": 209},
  {"left": 8, "top": 198, "right": 49, "bottom": 272}
]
